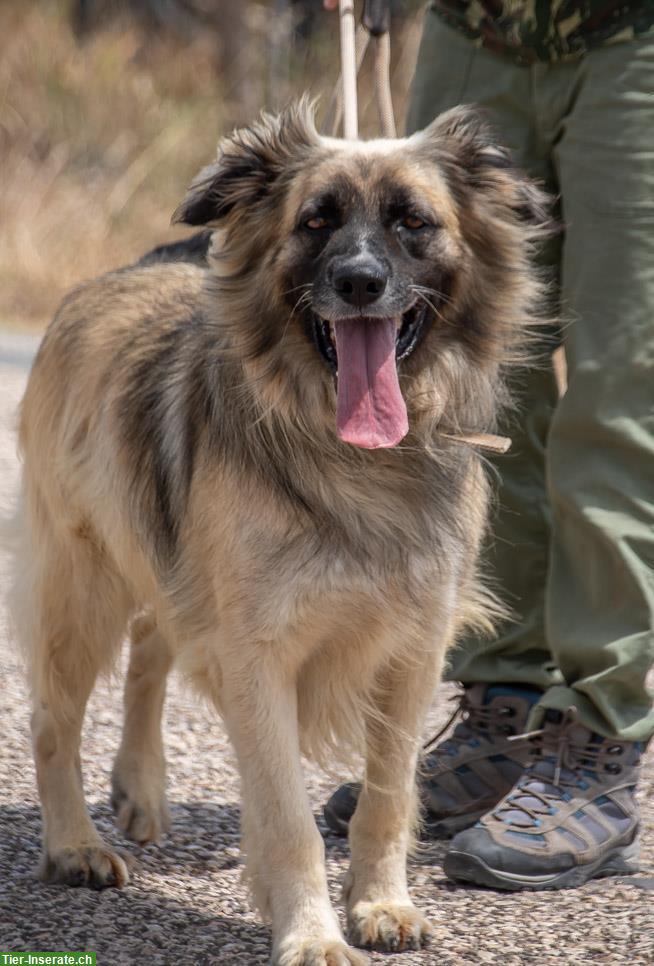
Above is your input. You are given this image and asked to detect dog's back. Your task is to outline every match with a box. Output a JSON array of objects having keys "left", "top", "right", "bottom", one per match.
[{"left": 135, "top": 230, "right": 212, "bottom": 268}]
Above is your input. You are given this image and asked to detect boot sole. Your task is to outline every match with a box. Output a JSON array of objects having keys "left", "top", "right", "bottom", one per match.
[{"left": 443, "top": 836, "right": 641, "bottom": 891}]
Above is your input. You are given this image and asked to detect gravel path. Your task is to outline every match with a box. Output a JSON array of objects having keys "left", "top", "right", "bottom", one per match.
[{"left": 0, "top": 332, "right": 652, "bottom": 965}]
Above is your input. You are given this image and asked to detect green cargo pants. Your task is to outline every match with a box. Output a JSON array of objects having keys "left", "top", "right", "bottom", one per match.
[{"left": 407, "top": 12, "right": 654, "bottom": 742}]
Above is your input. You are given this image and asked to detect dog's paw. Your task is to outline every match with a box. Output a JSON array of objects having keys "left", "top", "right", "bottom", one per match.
[
  {"left": 41, "top": 844, "right": 130, "bottom": 889},
  {"left": 111, "top": 764, "right": 170, "bottom": 843},
  {"left": 272, "top": 938, "right": 369, "bottom": 966},
  {"left": 347, "top": 901, "right": 433, "bottom": 952}
]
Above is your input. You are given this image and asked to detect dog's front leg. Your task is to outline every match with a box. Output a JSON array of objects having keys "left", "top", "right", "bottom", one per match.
[
  {"left": 220, "top": 648, "right": 368, "bottom": 966},
  {"left": 345, "top": 626, "right": 447, "bottom": 954}
]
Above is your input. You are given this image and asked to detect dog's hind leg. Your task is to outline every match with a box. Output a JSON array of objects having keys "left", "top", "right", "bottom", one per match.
[
  {"left": 345, "top": 619, "right": 449, "bottom": 953},
  {"left": 12, "top": 506, "right": 133, "bottom": 889},
  {"left": 111, "top": 614, "right": 172, "bottom": 843},
  {"left": 217, "top": 644, "right": 368, "bottom": 966}
]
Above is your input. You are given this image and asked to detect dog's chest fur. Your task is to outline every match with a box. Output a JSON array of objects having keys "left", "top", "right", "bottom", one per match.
[{"left": 173, "top": 444, "right": 476, "bottom": 662}]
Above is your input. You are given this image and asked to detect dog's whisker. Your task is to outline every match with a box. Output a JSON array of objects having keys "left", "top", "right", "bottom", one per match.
[
  {"left": 410, "top": 284, "right": 455, "bottom": 310},
  {"left": 410, "top": 285, "right": 455, "bottom": 312},
  {"left": 278, "top": 292, "right": 312, "bottom": 350},
  {"left": 412, "top": 292, "right": 453, "bottom": 328},
  {"left": 410, "top": 282, "right": 454, "bottom": 301},
  {"left": 281, "top": 282, "right": 313, "bottom": 298}
]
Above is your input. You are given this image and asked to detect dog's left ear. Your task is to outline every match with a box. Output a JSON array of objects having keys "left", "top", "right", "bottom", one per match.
[
  {"left": 415, "top": 105, "right": 551, "bottom": 229},
  {"left": 173, "top": 98, "right": 320, "bottom": 227}
]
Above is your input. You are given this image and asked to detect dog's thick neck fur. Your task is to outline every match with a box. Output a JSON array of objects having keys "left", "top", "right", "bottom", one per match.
[{"left": 117, "top": 287, "right": 477, "bottom": 573}]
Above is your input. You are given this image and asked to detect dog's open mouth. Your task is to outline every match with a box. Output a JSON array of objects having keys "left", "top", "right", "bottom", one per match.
[
  {"left": 310, "top": 303, "right": 429, "bottom": 451},
  {"left": 311, "top": 302, "right": 429, "bottom": 372}
]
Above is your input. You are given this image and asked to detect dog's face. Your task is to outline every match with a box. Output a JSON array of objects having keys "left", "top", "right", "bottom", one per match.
[
  {"left": 287, "top": 152, "right": 458, "bottom": 357},
  {"left": 276, "top": 143, "right": 471, "bottom": 448},
  {"left": 174, "top": 101, "right": 549, "bottom": 449}
]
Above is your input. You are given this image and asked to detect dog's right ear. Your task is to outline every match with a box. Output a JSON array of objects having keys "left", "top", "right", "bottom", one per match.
[{"left": 172, "top": 99, "right": 320, "bottom": 227}]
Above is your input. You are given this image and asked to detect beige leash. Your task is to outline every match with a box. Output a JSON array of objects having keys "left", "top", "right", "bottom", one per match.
[
  {"left": 337, "top": 0, "right": 358, "bottom": 138},
  {"left": 325, "top": 1, "right": 396, "bottom": 139},
  {"left": 327, "top": 1, "right": 511, "bottom": 456},
  {"left": 442, "top": 433, "right": 511, "bottom": 455}
]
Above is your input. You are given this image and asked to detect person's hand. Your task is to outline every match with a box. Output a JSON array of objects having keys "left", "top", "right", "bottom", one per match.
[{"left": 323, "top": 0, "right": 339, "bottom": 10}]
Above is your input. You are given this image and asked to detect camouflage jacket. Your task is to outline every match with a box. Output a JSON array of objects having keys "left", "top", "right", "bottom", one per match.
[{"left": 430, "top": 0, "right": 654, "bottom": 63}]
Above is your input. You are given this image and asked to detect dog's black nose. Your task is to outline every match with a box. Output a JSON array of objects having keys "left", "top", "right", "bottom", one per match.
[{"left": 333, "top": 258, "right": 387, "bottom": 308}]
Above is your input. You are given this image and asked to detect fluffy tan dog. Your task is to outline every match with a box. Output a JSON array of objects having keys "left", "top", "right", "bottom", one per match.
[{"left": 11, "top": 101, "right": 549, "bottom": 964}]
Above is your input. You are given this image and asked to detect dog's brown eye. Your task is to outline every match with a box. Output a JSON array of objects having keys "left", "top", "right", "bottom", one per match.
[
  {"left": 305, "top": 216, "right": 330, "bottom": 230},
  {"left": 402, "top": 215, "right": 426, "bottom": 230}
]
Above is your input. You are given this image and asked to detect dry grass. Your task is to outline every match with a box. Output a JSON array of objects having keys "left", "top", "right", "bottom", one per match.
[
  {"left": 0, "top": 1, "right": 229, "bottom": 327},
  {"left": 0, "top": 0, "right": 421, "bottom": 329}
]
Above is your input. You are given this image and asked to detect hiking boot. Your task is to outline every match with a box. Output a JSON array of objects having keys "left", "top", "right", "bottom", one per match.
[
  {"left": 323, "top": 683, "right": 541, "bottom": 838},
  {"left": 443, "top": 710, "right": 643, "bottom": 891},
  {"left": 322, "top": 781, "right": 362, "bottom": 835}
]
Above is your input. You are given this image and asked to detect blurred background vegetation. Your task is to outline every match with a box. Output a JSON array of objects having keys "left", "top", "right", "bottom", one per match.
[{"left": 0, "top": 0, "right": 423, "bottom": 328}]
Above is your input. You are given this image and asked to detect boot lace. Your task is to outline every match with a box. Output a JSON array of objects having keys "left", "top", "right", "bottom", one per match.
[
  {"left": 490, "top": 711, "right": 629, "bottom": 830},
  {"left": 422, "top": 687, "right": 535, "bottom": 758}
]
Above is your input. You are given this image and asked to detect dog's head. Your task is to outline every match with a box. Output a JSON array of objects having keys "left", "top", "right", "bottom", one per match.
[{"left": 174, "top": 100, "right": 551, "bottom": 449}]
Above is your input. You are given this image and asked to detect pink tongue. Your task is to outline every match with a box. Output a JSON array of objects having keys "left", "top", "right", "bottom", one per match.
[{"left": 333, "top": 318, "right": 408, "bottom": 449}]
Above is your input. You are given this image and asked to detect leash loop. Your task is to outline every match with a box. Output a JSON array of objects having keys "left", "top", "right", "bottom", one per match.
[{"left": 326, "top": 0, "right": 395, "bottom": 139}]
